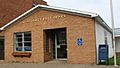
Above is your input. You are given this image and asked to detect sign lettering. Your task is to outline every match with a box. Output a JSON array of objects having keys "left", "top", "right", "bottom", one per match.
[{"left": 23, "top": 15, "right": 66, "bottom": 23}]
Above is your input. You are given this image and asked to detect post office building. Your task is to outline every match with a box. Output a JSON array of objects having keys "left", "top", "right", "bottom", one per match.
[{"left": 0, "top": 5, "right": 113, "bottom": 64}]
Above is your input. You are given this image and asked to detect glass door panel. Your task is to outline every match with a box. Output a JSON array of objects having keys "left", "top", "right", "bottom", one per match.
[{"left": 56, "top": 30, "right": 67, "bottom": 59}]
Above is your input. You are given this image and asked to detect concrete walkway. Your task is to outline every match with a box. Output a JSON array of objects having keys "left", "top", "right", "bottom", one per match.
[
  {"left": 0, "top": 63, "right": 118, "bottom": 68},
  {"left": 0, "top": 60, "right": 118, "bottom": 68}
]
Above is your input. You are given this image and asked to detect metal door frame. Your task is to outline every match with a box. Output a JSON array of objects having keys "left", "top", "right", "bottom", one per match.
[{"left": 55, "top": 33, "right": 67, "bottom": 60}]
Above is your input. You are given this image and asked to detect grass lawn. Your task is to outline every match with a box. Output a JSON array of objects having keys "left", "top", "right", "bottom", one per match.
[
  {"left": 100, "top": 56, "right": 120, "bottom": 65},
  {"left": 109, "top": 56, "right": 120, "bottom": 65}
]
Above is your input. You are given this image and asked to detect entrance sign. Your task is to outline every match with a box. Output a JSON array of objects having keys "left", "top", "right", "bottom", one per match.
[
  {"left": 23, "top": 15, "right": 66, "bottom": 23},
  {"left": 77, "top": 38, "right": 83, "bottom": 46}
]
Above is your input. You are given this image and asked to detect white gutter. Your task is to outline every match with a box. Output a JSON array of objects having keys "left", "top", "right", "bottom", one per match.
[
  {"left": 0, "top": 5, "right": 98, "bottom": 31},
  {"left": 39, "top": 5, "right": 98, "bottom": 17},
  {"left": 0, "top": 5, "right": 39, "bottom": 30},
  {"left": 115, "top": 35, "right": 120, "bottom": 37},
  {"left": 0, "top": 5, "right": 109, "bottom": 31}
]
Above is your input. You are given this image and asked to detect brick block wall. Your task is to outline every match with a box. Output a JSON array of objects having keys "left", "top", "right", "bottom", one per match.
[
  {"left": 4, "top": 9, "right": 96, "bottom": 64},
  {"left": 0, "top": 0, "right": 47, "bottom": 28}
]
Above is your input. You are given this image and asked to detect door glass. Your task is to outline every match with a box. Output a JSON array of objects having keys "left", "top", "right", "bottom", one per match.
[{"left": 57, "top": 30, "right": 67, "bottom": 58}]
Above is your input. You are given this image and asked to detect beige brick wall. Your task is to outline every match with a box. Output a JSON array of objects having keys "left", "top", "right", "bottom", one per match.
[
  {"left": 0, "top": 31, "right": 4, "bottom": 37},
  {"left": 4, "top": 9, "right": 96, "bottom": 64}
]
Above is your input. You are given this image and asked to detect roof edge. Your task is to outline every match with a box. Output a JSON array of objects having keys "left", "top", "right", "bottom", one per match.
[
  {"left": 0, "top": 5, "right": 39, "bottom": 30},
  {"left": 95, "top": 15, "right": 112, "bottom": 33},
  {"left": 0, "top": 4, "right": 113, "bottom": 33},
  {"left": 115, "top": 35, "right": 120, "bottom": 37},
  {"left": 0, "top": 5, "right": 98, "bottom": 30}
]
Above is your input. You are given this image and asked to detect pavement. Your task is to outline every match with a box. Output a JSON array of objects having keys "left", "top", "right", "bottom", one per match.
[
  {"left": 0, "top": 63, "right": 118, "bottom": 68},
  {"left": 0, "top": 60, "right": 118, "bottom": 68}
]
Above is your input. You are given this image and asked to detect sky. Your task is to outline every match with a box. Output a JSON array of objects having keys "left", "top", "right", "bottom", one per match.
[{"left": 44, "top": 0, "right": 120, "bottom": 28}]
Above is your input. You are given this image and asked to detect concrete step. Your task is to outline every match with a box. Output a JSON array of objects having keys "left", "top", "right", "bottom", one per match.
[{"left": 45, "top": 60, "right": 67, "bottom": 64}]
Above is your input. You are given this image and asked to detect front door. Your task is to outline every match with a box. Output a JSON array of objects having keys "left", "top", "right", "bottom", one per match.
[{"left": 55, "top": 30, "right": 67, "bottom": 60}]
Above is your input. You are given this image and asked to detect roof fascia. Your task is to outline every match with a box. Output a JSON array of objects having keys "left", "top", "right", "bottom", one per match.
[
  {"left": 0, "top": 5, "right": 101, "bottom": 31},
  {"left": 0, "top": 5, "right": 39, "bottom": 30},
  {"left": 94, "top": 15, "right": 112, "bottom": 33}
]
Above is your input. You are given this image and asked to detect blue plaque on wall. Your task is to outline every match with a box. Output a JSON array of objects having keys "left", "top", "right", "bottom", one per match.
[{"left": 77, "top": 38, "right": 83, "bottom": 46}]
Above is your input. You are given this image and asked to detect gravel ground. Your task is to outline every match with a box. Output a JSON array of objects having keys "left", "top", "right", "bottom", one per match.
[{"left": 0, "top": 63, "right": 118, "bottom": 68}]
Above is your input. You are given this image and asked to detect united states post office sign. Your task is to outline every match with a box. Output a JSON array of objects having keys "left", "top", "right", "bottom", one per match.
[
  {"left": 23, "top": 15, "right": 66, "bottom": 23},
  {"left": 77, "top": 38, "right": 83, "bottom": 46}
]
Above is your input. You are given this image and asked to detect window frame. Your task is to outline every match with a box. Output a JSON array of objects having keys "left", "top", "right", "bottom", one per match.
[
  {"left": 104, "top": 31, "right": 108, "bottom": 45},
  {"left": 14, "top": 32, "right": 32, "bottom": 52}
]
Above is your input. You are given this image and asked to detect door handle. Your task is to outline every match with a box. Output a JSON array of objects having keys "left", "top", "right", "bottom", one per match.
[
  {"left": 57, "top": 45, "right": 60, "bottom": 48},
  {"left": 66, "top": 49, "right": 68, "bottom": 51}
]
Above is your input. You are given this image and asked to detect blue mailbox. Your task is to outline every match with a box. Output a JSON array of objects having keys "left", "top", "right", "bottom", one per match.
[{"left": 98, "top": 44, "right": 109, "bottom": 64}]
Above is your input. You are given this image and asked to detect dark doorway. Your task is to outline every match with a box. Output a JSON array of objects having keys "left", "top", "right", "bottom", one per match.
[
  {"left": 0, "top": 39, "right": 4, "bottom": 60},
  {"left": 44, "top": 28, "right": 67, "bottom": 60}
]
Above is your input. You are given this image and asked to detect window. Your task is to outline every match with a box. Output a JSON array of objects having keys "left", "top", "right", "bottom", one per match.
[
  {"left": 57, "top": 31, "right": 67, "bottom": 45},
  {"left": 104, "top": 31, "right": 108, "bottom": 44},
  {"left": 14, "top": 32, "right": 32, "bottom": 52}
]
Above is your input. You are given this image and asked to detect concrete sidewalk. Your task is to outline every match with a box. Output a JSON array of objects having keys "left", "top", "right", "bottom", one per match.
[{"left": 0, "top": 63, "right": 117, "bottom": 68}]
